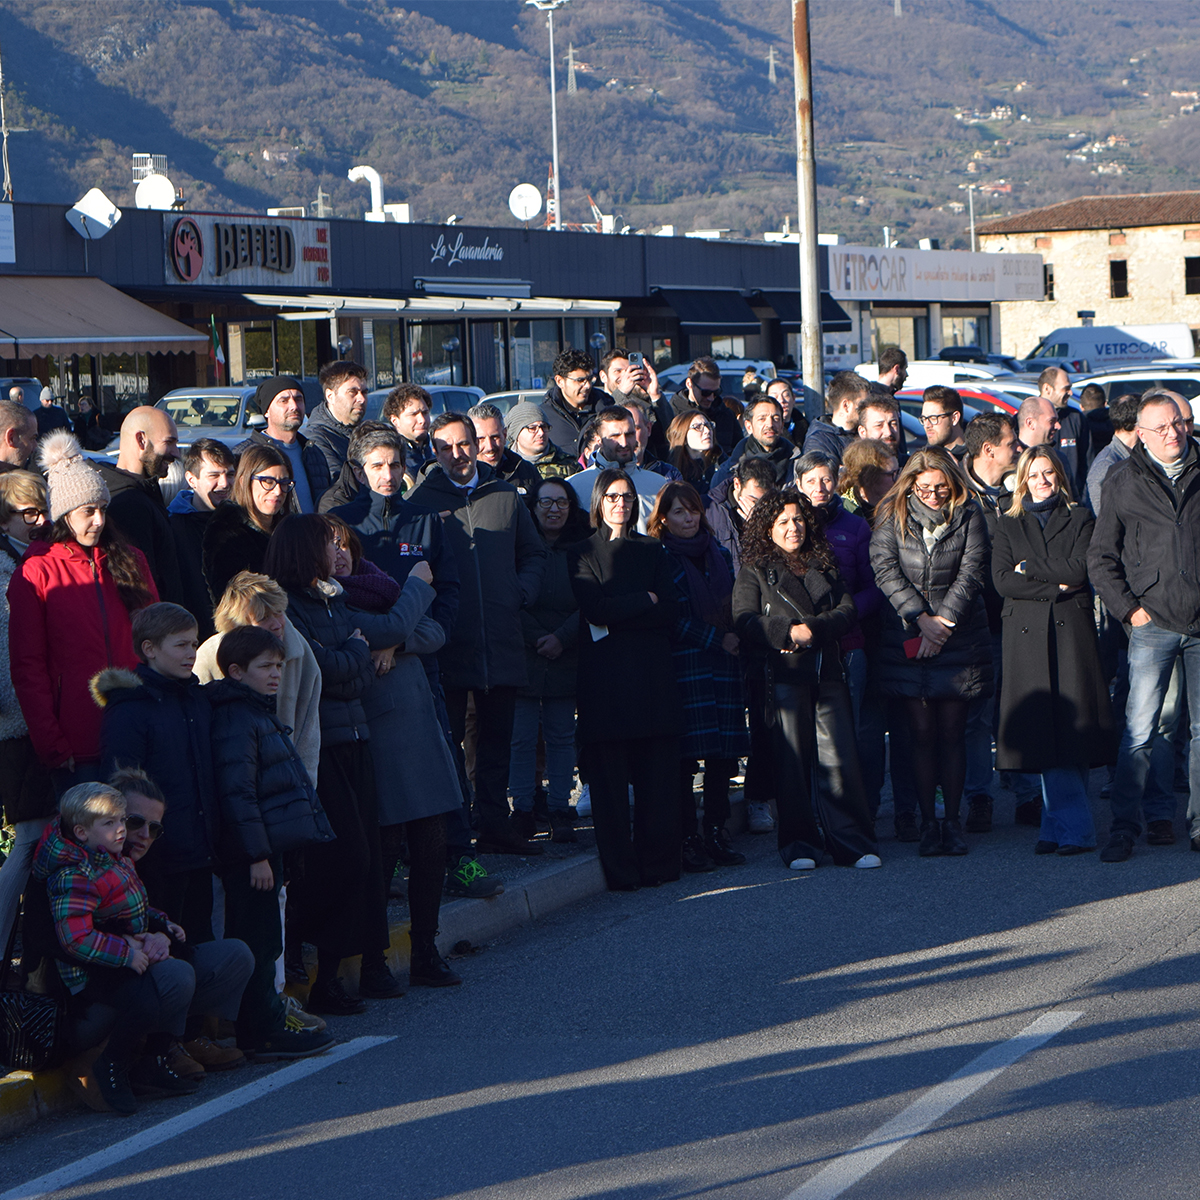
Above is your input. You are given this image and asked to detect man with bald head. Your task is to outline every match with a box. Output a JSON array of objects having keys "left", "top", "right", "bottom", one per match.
[
  {"left": 0, "top": 400, "right": 38, "bottom": 472},
  {"left": 94, "top": 406, "right": 184, "bottom": 603},
  {"left": 1016, "top": 396, "right": 1061, "bottom": 451},
  {"left": 1038, "top": 366, "right": 1089, "bottom": 496}
]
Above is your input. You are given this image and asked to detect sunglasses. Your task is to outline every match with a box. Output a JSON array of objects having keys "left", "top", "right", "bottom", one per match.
[{"left": 124, "top": 814, "right": 165, "bottom": 840}]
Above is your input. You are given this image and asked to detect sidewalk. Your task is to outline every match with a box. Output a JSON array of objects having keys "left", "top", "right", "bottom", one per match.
[{"left": 0, "top": 844, "right": 607, "bottom": 1139}]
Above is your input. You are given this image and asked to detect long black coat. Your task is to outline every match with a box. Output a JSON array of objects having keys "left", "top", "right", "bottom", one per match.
[
  {"left": 569, "top": 531, "right": 683, "bottom": 744},
  {"left": 992, "top": 501, "right": 1116, "bottom": 772},
  {"left": 202, "top": 502, "right": 270, "bottom": 606},
  {"left": 869, "top": 499, "right": 994, "bottom": 701}
]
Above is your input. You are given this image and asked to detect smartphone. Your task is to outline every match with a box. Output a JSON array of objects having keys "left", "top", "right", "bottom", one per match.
[{"left": 628, "top": 351, "right": 645, "bottom": 368}]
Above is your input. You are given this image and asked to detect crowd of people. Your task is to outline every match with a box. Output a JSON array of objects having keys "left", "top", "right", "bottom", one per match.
[{"left": 0, "top": 347, "right": 1196, "bottom": 1116}]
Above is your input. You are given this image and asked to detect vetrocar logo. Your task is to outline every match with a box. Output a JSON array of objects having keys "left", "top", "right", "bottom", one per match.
[{"left": 170, "top": 218, "right": 204, "bottom": 282}]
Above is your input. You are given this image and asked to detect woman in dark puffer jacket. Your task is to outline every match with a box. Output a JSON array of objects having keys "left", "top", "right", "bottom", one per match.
[{"left": 869, "top": 447, "right": 993, "bottom": 858}]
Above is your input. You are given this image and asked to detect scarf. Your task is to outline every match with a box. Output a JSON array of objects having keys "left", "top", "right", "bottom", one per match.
[
  {"left": 660, "top": 527, "right": 734, "bottom": 630},
  {"left": 1022, "top": 493, "right": 1060, "bottom": 528},
  {"left": 906, "top": 492, "right": 952, "bottom": 551},
  {"left": 335, "top": 558, "right": 402, "bottom": 613}
]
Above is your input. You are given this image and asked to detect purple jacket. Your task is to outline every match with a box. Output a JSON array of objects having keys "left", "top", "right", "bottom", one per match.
[{"left": 820, "top": 497, "right": 881, "bottom": 652}]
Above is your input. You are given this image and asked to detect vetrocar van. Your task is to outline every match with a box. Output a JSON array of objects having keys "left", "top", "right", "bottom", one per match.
[{"left": 1025, "top": 325, "right": 1196, "bottom": 373}]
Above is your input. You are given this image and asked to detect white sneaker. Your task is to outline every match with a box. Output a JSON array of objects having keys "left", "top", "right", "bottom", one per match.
[
  {"left": 746, "top": 802, "right": 775, "bottom": 834},
  {"left": 853, "top": 854, "right": 882, "bottom": 869},
  {"left": 789, "top": 857, "right": 816, "bottom": 871},
  {"left": 575, "top": 785, "right": 591, "bottom": 818}
]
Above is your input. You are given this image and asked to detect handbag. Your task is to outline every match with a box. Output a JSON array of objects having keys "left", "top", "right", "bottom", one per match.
[{"left": 0, "top": 902, "right": 67, "bottom": 1074}]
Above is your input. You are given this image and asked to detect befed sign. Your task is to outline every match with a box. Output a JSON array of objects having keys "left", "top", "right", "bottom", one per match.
[
  {"left": 163, "top": 213, "right": 332, "bottom": 288},
  {"left": 828, "top": 245, "right": 1043, "bottom": 302}
]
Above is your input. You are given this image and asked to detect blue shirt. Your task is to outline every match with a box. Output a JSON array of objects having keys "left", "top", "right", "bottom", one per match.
[{"left": 269, "top": 437, "right": 314, "bottom": 513}]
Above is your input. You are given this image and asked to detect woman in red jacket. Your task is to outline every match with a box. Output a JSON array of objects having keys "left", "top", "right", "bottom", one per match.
[{"left": 8, "top": 432, "right": 157, "bottom": 793}]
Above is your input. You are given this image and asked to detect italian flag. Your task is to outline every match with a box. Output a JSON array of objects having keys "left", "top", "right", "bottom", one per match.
[{"left": 210, "top": 315, "right": 226, "bottom": 383}]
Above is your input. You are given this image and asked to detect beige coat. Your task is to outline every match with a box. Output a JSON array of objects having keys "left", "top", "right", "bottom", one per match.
[{"left": 195, "top": 616, "right": 322, "bottom": 785}]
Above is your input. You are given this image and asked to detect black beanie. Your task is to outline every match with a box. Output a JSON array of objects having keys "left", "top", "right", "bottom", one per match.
[{"left": 254, "top": 375, "right": 303, "bottom": 413}]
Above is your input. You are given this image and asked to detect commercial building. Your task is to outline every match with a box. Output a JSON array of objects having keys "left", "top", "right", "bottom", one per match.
[{"left": 977, "top": 192, "right": 1200, "bottom": 358}]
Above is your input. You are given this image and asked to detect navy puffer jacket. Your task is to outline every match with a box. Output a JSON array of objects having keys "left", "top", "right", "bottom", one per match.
[{"left": 206, "top": 677, "right": 335, "bottom": 864}]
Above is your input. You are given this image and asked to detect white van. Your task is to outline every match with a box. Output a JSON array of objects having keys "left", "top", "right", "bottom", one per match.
[
  {"left": 854, "top": 360, "right": 1005, "bottom": 392},
  {"left": 1025, "top": 324, "right": 1196, "bottom": 373}
]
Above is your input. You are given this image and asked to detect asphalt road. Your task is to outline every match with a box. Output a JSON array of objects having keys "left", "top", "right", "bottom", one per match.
[{"left": 4, "top": 785, "right": 1200, "bottom": 1200}]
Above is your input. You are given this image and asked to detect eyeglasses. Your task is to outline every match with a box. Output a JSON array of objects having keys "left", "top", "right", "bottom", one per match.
[
  {"left": 602, "top": 492, "right": 636, "bottom": 504},
  {"left": 1139, "top": 419, "right": 1189, "bottom": 438},
  {"left": 881, "top": 468, "right": 900, "bottom": 482},
  {"left": 331, "top": 536, "right": 346, "bottom": 550},
  {"left": 689, "top": 421, "right": 712, "bottom": 433},
  {"left": 15, "top": 507, "right": 46, "bottom": 524},
  {"left": 252, "top": 475, "right": 295, "bottom": 493},
  {"left": 564, "top": 375, "right": 592, "bottom": 386},
  {"left": 523, "top": 423, "right": 549, "bottom": 434},
  {"left": 124, "top": 814, "right": 165, "bottom": 840},
  {"left": 913, "top": 483, "right": 951, "bottom": 500},
  {"left": 536, "top": 497, "right": 570, "bottom": 510},
  {"left": 920, "top": 412, "right": 953, "bottom": 426}
]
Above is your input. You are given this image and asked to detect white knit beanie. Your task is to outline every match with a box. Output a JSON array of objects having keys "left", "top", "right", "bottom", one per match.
[{"left": 39, "top": 431, "right": 110, "bottom": 523}]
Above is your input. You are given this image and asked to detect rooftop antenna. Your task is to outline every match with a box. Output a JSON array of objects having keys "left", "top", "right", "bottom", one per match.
[
  {"left": 767, "top": 45, "right": 778, "bottom": 85},
  {"left": 567, "top": 42, "right": 578, "bottom": 95},
  {"left": 314, "top": 186, "right": 332, "bottom": 219}
]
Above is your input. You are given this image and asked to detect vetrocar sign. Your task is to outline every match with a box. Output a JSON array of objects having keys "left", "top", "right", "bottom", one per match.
[
  {"left": 163, "top": 214, "right": 332, "bottom": 287},
  {"left": 828, "top": 246, "right": 1042, "bottom": 302}
]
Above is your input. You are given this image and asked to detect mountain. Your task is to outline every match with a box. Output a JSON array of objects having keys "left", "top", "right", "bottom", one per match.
[{"left": 2, "top": 0, "right": 1200, "bottom": 248}]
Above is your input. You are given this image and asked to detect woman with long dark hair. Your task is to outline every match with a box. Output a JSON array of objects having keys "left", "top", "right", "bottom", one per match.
[
  {"left": 870, "top": 447, "right": 992, "bottom": 857},
  {"left": 666, "top": 411, "right": 723, "bottom": 495},
  {"left": 993, "top": 446, "right": 1114, "bottom": 855},
  {"left": 569, "top": 468, "right": 684, "bottom": 890},
  {"left": 9, "top": 433, "right": 157, "bottom": 794},
  {"left": 203, "top": 443, "right": 296, "bottom": 603},
  {"left": 733, "top": 489, "right": 880, "bottom": 871},
  {"left": 648, "top": 480, "right": 748, "bottom": 870}
]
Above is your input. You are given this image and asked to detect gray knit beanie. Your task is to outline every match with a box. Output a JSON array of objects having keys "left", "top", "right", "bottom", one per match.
[
  {"left": 505, "top": 401, "right": 548, "bottom": 446},
  {"left": 39, "top": 430, "right": 110, "bottom": 522}
]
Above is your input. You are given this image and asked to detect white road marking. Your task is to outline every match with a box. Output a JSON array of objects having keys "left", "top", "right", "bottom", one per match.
[
  {"left": 0, "top": 1036, "right": 395, "bottom": 1200},
  {"left": 785, "top": 1010, "right": 1084, "bottom": 1200}
]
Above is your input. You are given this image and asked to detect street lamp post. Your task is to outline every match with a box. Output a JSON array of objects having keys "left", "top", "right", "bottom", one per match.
[
  {"left": 442, "top": 334, "right": 460, "bottom": 386},
  {"left": 526, "top": 0, "right": 569, "bottom": 231}
]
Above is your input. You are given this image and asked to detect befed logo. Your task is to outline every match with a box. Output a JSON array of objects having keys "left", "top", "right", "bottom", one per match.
[{"left": 170, "top": 218, "right": 204, "bottom": 282}]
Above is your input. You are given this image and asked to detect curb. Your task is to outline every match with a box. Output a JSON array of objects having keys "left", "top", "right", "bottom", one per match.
[{"left": 1, "top": 849, "right": 605, "bottom": 1139}]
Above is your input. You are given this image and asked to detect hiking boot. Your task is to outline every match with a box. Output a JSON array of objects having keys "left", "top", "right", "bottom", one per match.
[
  {"left": 745, "top": 801, "right": 775, "bottom": 834},
  {"left": 445, "top": 855, "right": 504, "bottom": 899},
  {"left": 165, "top": 1041, "right": 205, "bottom": 1081},
  {"left": 549, "top": 809, "right": 578, "bottom": 844},
  {"left": 964, "top": 794, "right": 993, "bottom": 833},
  {"left": 306, "top": 975, "right": 368, "bottom": 1016},
  {"left": 894, "top": 812, "right": 921, "bottom": 843},
  {"left": 246, "top": 1015, "right": 335, "bottom": 1062},
  {"left": 681, "top": 834, "right": 717, "bottom": 873},
  {"left": 180, "top": 1037, "right": 245, "bottom": 1072},
  {"left": 703, "top": 824, "right": 746, "bottom": 866},
  {"left": 511, "top": 809, "right": 538, "bottom": 841},
  {"left": 409, "top": 934, "right": 462, "bottom": 988},
  {"left": 282, "top": 992, "right": 326, "bottom": 1032},
  {"left": 129, "top": 1053, "right": 200, "bottom": 1098},
  {"left": 359, "top": 959, "right": 406, "bottom": 999}
]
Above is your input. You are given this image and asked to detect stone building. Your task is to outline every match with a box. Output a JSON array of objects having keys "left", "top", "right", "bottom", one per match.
[{"left": 977, "top": 192, "right": 1200, "bottom": 359}]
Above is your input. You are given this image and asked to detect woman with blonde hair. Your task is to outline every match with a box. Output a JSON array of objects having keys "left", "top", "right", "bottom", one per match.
[
  {"left": 839, "top": 438, "right": 900, "bottom": 524},
  {"left": 992, "top": 446, "right": 1114, "bottom": 855},
  {"left": 870, "top": 447, "right": 992, "bottom": 856},
  {"left": 666, "top": 411, "right": 723, "bottom": 495}
]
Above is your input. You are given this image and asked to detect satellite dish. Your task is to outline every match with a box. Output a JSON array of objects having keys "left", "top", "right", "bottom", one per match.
[
  {"left": 508, "top": 183, "right": 543, "bottom": 223},
  {"left": 135, "top": 173, "right": 177, "bottom": 211},
  {"left": 65, "top": 188, "right": 122, "bottom": 240}
]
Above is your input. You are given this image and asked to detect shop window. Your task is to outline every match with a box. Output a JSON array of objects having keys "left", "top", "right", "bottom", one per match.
[
  {"left": 1043, "top": 264, "right": 1054, "bottom": 301},
  {"left": 711, "top": 336, "right": 745, "bottom": 359},
  {"left": 470, "top": 321, "right": 507, "bottom": 394},
  {"left": 652, "top": 338, "right": 674, "bottom": 367},
  {"left": 1110, "top": 260, "right": 1128, "bottom": 299},
  {"left": 243, "top": 325, "right": 275, "bottom": 378},
  {"left": 1186, "top": 257, "right": 1200, "bottom": 296},
  {"left": 409, "top": 321, "right": 465, "bottom": 387}
]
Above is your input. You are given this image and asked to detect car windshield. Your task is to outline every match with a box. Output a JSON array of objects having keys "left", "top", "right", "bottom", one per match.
[{"left": 163, "top": 395, "right": 240, "bottom": 428}]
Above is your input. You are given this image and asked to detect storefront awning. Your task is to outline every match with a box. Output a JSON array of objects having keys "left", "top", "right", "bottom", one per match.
[
  {"left": 755, "top": 289, "right": 854, "bottom": 333},
  {"left": 245, "top": 293, "right": 621, "bottom": 320},
  {"left": 0, "top": 276, "right": 208, "bottom": 357},
  {"left": 653, "top": 287, "right": 761, "bottom": 334}
]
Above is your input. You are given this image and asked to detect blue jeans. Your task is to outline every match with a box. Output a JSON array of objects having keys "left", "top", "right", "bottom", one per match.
[
  {"left": 1110, "top": 621, "right": 1200, "bottom": 837},
  {"left": 1040, "top": 767, "right": 1096, "bottom": 848},
  {"left": 509, "top": 695, "right": 576, "bottom": 812}
]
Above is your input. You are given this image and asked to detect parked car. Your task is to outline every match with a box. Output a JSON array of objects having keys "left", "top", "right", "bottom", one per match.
[
  {"left": 0, "top": 377, "right": 45, "bottom": 410},
  {"left": 937, "top": 347, "right": 1026, "bottom": 372},
  {"left": 155, "top": 386, "right": 267, "bottom": 452},
  {"left": 1073, "top": 366, "right": 1200, "bottom": 403},
  {"left": 656, "top": 358, "right": 777, "bottom": 396},
  {"left": 364, "top": 384, "right": 485, "bottom": 423},
  {"left": 896, "top": 385, "right": 1018, "bottom": 417}
]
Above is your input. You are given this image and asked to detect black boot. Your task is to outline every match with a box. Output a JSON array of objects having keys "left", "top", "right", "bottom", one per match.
[
  {"left": 918, "top": 819, "right": 944, "bottom": 857},
  {"left": 307, "top": 973, "right": 368, "bottom": 1016},
  {"left": 703, "top": 824, "right": 746, "bottom": 866},
  {"left": 359, "top": 955, "right": 406, "bottom": 999},
  {"left": 549, "top": 809, "right": 577, "bottom": 844},
  {"left": 941, "top": 818, "right": 969, "bottom": 856},
  {"left": 681, "top": 834, "right": 717, "bottom": 873},
  {"left": 409, "top": 934, "right": 463, "bottom": 988}
]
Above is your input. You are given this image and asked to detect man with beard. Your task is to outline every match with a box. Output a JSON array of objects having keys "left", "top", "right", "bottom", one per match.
[
  {"left": 711, "top": 395, "right": 799, "bottom": 488},
  {"left": 565, "top": 406, "right": 666, "bottom": 532},
  {"left": 602, "top": 350, "right": 671, "bottom": 463},
  {"left": 94, "top": 406, "right": 184, "bottom": 603},
  {"left": 306, "top": 360, "right": 369, "bottom": 478},
  {"left": 540, "top": 349, "right": 603, "bottom": 461},
  {"left": 468, "top": 401, "right": 541, "bottom": 497},
  {"left": 236, "top": 376, "right": 331, "bottom": 513}
]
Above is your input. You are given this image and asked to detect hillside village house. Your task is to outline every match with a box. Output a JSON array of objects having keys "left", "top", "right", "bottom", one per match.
[{"left": 977, "top": 192, "right": 1200, "bottom": 359}]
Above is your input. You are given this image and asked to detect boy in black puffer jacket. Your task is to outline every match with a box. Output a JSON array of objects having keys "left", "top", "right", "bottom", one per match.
[{"left": 207, "top": 625, "right": 336, "bottom": 1061}]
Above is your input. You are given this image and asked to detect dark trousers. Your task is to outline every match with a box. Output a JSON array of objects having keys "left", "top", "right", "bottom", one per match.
[
  {"left": 380, "top": 815, "right": 446, "bottom": 941},
  {"left": 773, "top": 680, "right": 877, "bottom": 866},
  {"left": 679, "top": 757, "right": 737, "bottom": 836},
  {"left": 743, "top": 675, "right": 775, "bottom": 805},
  {"left": 445, "top": 685, "right": 517, "bottom": 839},
  {"left": 221, "top": 855, "right": 286, "bottom": 1042},
  {"left": 582, "top": 736, "right": 681, "bottom": 890},
  {"left": 70, "top": 958, "right": 194, "bottom": 1065},
  {"left": 141, "top": 863, "right": 215, "bottom": 945},
  {"left": 426, "top": 660, "right": 475, "bottom": 860},
  {"left": 292, "top": 741, "right": 388, "bottom": 962}
]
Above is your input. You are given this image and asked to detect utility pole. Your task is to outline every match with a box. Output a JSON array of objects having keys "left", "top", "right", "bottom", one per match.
[
  {"left": 791, "top": 1, "right": 823, "bottom": 403},
  {"left": 526, "top": 0, "right": 569, "bottom": 231},
  {"left": 968, "top": 183, "right": 977, "bottom": 251},
  {"left": 567, "top": 42, "right": 577, "bottom": 95},
  {"left": 0, "top": 41, "right": 13, "bottom": 201},
  {"left": 767, "top": 45, "right": 778, "bottom": 85}
]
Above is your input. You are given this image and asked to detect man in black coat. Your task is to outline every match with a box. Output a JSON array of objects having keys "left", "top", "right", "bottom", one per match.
[
  {"left": 711, "top": 395, "right": 800, "bottom": 490},
  {"left": 540, "top": 348, "right": 603, "bottom": 460},
  {"left": 1040, "top": 367, "right": 1090, "bottom": 498},
  {"left": 1087, "top": 393, "right": 1200, "bottom": 862},
  {"left": 93, "top": 406, "right": 185, "bottom": 605},
  {"left": 803, "top": 371, "right": 869, "bottom": 466},
  {"left": 469, "top": 402, "right": 541, "bottom": 498},
  {"left": 380, "top": 383, "right": 435, "bottom": 474},
  {"left": 409, "top": 413, "right": 547, "bottom": 857},
  {"left": 168, "top": 438, "right": 235, "bottom": 640},
  {"left": 305, "top": 361, "right": 369, "bottom": 478},
  {"left": 235, "top": 376, "right": 332, "bottom": 513},
  {"left": 665, "top": 357, "right": 740, "bottom": 453}
]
